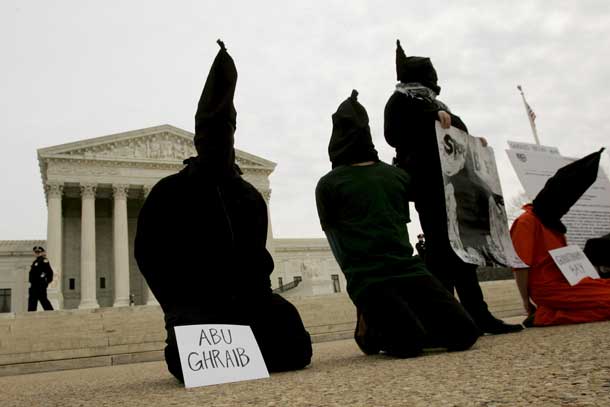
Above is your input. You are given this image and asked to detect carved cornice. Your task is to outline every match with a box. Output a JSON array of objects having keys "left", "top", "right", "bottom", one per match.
[
  {"left": 61, "top": 132, "right": 196, "bottom": 161},
  {"left": 43, "top": 156, "right": 274, "bottom": 180},
  {"left": 45, "top": 157, "right": 181, "bottom": 173},
  {"left": 45, "top": 183, "right": 64, "bottom": 198},
  {"left": 261, "top": 189, "right": 272, "bottom": 201},
  {"left": 112, "top": 184, "right": 129, "bottom": 200},
  {"left": 80, "top": 184, "right": 97, "bottom": 199},
  {"left": 37, "top": 125, "right": 277, "bottom": 200}
]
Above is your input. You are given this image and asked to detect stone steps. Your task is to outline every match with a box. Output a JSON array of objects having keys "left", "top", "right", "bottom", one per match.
[{"left": 0, "top": 279, "right": 522, "bottom": 376}]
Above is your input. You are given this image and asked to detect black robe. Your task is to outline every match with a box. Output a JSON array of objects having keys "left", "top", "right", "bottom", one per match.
[
  {"left": 135, "top": 160, "right": 273, "bottom": 312},
  {"left": 135, "top": 159, "right": 311, "bottom": 380}
]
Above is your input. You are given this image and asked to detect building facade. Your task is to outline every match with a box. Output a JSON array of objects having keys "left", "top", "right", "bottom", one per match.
[{"left": 0, "top": 125, "right": 342, "bottom": 313}]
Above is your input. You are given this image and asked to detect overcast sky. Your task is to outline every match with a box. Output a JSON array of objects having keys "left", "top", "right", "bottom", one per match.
[{"left": 2, "top": 1, "right": 609, "bottom": 241}]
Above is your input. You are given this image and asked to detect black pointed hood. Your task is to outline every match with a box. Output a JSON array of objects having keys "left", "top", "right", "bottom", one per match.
[
  {"left": 533, "top": 148, "right": 605, "bottom": 233},
  {"left": 328, "top": 90, "right": 380, "bottom": 169},
  {"left": 192, "top": 40, "right": 239, "bottom": 179},
  {"left": 195, "top": 39, "right": 237, "bottom": 133},
  {"left": 395, "top": 39, "right": 441, "bottom": 94}
]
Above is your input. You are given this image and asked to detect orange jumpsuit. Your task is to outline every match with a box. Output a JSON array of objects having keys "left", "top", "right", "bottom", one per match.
[{"left": 510, "top": 204, "right": 610, "bottom": 326}]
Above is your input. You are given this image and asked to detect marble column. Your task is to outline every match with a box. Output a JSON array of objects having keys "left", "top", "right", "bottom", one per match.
[
  {"left": 45, "top": 182, "right": 63, "bottom": 309},
  {"left": 142, "top": 185, "right": 158, "bottom": 306},
  {"left": 78, "top": 183, "right": 99, "bottom": 309},
  {"left": 112, "top": 184, "right": 130, "bottom": 307}
]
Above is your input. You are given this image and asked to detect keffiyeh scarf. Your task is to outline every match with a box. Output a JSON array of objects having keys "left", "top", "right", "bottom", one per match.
[{"left": 395, "top": 82, "right": 451, "bottom": 113}]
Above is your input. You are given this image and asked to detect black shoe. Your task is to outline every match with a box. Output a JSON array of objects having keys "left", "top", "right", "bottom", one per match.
[
  {"left": 354, "top": 309, "right": 381, "bottom": 355},
  {"left": 479, "top": 318, "right": 524, "bottom": 335}
]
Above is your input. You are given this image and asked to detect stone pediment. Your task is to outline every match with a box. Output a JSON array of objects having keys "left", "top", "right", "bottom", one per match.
[{"left": 37, "top": 125, "right": 276, "bottom": 170}]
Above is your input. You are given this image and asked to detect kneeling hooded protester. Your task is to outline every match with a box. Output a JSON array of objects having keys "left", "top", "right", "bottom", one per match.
[
  {"left": 135, "top": 40, "right": 311, "bottom": 382},
  {"left": 511, "top": 148, "right": 610, "bottom": 326},
  {"left": 316, "top": 90, "right": 480, "bottom": 358}
]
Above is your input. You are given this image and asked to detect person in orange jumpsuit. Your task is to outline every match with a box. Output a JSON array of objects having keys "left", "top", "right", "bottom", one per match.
[{"left": 510, "top": 148, "right": 610, "bottom": 326}]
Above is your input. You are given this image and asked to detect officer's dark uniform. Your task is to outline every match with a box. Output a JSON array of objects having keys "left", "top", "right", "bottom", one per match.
[
  {"left": 415, "top": 239, "right": 427, "bottom": 260},
  {"left": 28, "top": 248, "right": 54, "bottom": 311}
]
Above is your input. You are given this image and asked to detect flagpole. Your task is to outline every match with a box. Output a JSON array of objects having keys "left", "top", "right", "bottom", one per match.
[{"left": 517, "top": 85, "right": 540, "bottom": 145}]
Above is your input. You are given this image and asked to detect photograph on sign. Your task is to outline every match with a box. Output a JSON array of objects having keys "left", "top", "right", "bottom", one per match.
[
  {"left": 506, "top": 149, "right": 610, "bottom": 248},
  {"left": 549, "top": 245, "right": 600, "bottom": 286},
  {"left": 174, "top": 324, "right": 269, "bottom": 389},
  {"left": 435, "top": 123, "right": 525, "bottom": 267}
]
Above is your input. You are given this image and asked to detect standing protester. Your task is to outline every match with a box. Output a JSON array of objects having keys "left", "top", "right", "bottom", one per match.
[
  {"left": 28, "top": 246, "right": 54, "bottom": 311},
  {"left": 135, "top": 40, "right": 312, "bottom": 382},
  {"left": 415, "top": 234, "right": 426, "bottom": 260},
  {"left": 511, "top": 149, "right": 610, "bottom": 326},
  {"left": 316, "top": 90, "right": 480, "bottom": 358},
  {"left": 384, "top": 40, "right": 522, "bottom": 334}
]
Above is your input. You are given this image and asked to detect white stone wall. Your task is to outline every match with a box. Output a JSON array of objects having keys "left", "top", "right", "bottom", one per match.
[
  {"left": 0, "top": 241, "right": 45, "bottom": 313},
  {"left": 1, "top": 237, "right": 346, "bottom": 312},
  {"left": 272, "top": 238, "right": 346, "bottom": 297}
]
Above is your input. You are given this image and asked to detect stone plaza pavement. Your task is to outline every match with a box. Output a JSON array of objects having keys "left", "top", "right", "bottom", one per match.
[{"left": 1, "top": 319, "right": 609, "bottom": 407}]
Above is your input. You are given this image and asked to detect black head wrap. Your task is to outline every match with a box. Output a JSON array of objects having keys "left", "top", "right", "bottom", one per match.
[
  {"left": 395, "top": 39, "right": 441, "bottom": 95},
  {"left": 328, "top": 90, "right": 380, "bottom": 169},
  {"left": 193, "top": 39, "right": 239, "bottom": 178},
  {"left": 533, "top": 148, "right": 605, "bottom": 233}
]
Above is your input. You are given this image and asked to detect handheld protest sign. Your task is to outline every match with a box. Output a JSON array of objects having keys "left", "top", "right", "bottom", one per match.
[
  {"left": 435, "top": 123, "right": 525, "bottom": 267},
  {"left": 174, "top": 324, "right": 269, "bottom": 388},
  {"left": 549, "top": 245, "right": 600, "bottom": 286}
]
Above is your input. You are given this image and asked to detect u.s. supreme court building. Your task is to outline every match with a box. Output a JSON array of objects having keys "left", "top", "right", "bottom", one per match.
[{"left": 0, "top": 125, "right": 346, "bottom": 313}]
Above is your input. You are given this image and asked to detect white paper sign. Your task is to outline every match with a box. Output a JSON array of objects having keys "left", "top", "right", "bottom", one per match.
[
  {"left": 549, "top": 245, "right": 600, "bottom": 286},
  {"left": 506, "top": 149, "right": 610, "bottom": 248},
  {"left": 174, "top": 324, "right": 269, "bottom": 388}
]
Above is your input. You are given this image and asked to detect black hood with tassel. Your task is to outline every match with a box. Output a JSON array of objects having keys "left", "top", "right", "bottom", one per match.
[
  {"left": 533, "top": 148, "right": 605, "bottom": 233},
  {"left": 328, "top": 90, "right": 380, "bottom": 169},
  {"left": 192, "top": 39, "right": 240, "bottom": 179},
  {"left": 395, "top": 39, "right": 440, "bottom": 95}
]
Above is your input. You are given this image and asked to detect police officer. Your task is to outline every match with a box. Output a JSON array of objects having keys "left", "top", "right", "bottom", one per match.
[
  {"left": 28, "top": 246, "right": 54, "bottom": 311},
  {"left": 415, "top": 234, "right": 427, "bottom": 260}
]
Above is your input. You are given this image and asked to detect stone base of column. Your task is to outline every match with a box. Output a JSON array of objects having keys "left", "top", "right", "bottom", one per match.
[
  {"left": 78, "top": 299, "right": 100, "bottom": 310},
  {"left": 113, "top": 297, "right": 130, "bottom": 307}
]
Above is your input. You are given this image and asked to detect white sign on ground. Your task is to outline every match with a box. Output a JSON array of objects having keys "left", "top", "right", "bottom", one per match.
[
  {"left": 435, "top": 123, "right": 525, "bottom": 267},
  {"left": 174, "top": 324, "right": 269, "bottom": 389},
  {"left": 506, "top": 149, "right": 610, "bottom": 248},
  {"left": 549, "top": 245, "right": 600, "bottom": 286}
]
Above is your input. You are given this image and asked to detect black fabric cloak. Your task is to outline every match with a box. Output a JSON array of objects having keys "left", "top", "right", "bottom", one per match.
[
  {"left": 584, "top": 233, "right": 610, "bottom": 268},
  {"left": 134, "top": 41, "right": 311, "bottom": 380}
]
